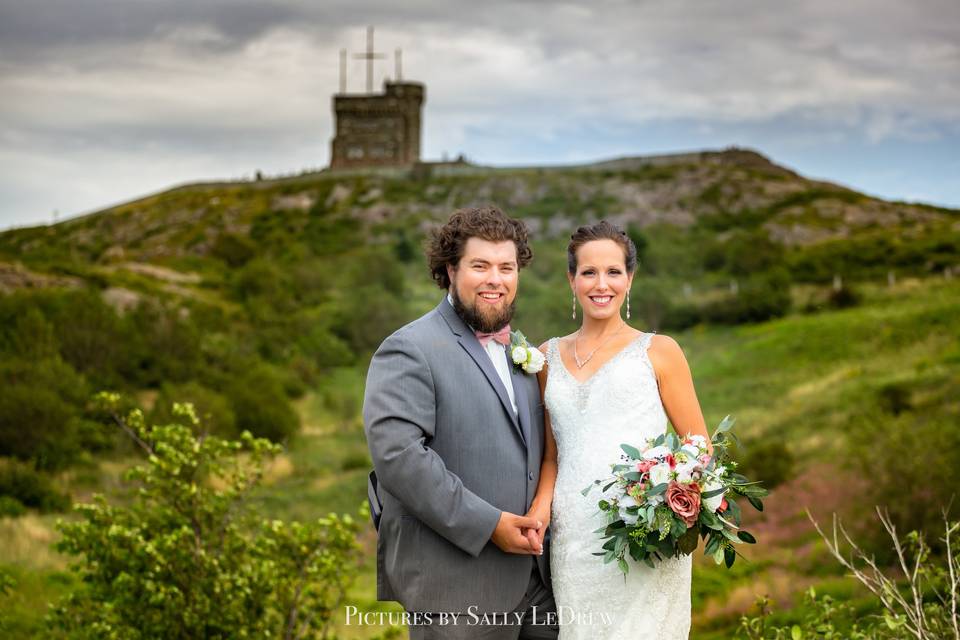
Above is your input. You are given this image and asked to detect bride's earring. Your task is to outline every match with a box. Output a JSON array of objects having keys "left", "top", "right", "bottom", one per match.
[
  {"left": 626, "top": 289, "right": 631, "bottom": 320},
  {"left": 571, "top": 293, "right": 577, "bottom": 320}
]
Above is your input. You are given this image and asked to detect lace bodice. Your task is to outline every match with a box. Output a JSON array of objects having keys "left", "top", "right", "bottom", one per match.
[{"left": 544, "top": 333, "right": 691, "bottom": 639}]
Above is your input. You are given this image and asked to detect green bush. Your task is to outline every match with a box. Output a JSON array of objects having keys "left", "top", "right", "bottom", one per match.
[
  {"left": 341, "top": 451, "right": 371, "bottom": 471},
  {"left": 49, "top": 393, "right": 362, "bottom": 639},
  {"left": 227, "top": 364, "right": 300, "bottom": 443},
  {"left": 45, "top": 289, "right": 133, "bottom": 386},
  {"left": 704, "top": 229, "right": 785, "bottom": 276},
  {"left": 661, "top": 302, "right": 702, "bottom": 331},
  {"left": 0, "top": 355, "right": 90, "bottom": 470},
  {"left": 0, "top": 459, "right": 70, "bottom": 513},
  {"left": 210, "top": 232, "right": 256, "bottom": 267},
  {"left": 847, "top": 395, "right": 960, "bottom": 555},
  {"left": 125, "top": 302, "right": 203, "bottom": 386},
  {"left": 0, "top": 306, "right": 59, "bottom": 359},
  {"left": 827, "top": 285, "right": 861, "bottom": 309},
  {"left": 630, "top": 282, "right": 672, "bottom": 330},
  {"left": 0, "top": 495, "right": 26, "bottom": 518},
  {"left": 737, "top": 589, "right": 879, "bottom": 639},
  {"left": 736, "top": 440, "right": 795, "bottom": 490},
  {"left": 149, "top": 381, "right": 237, "bottom": 438},
  {"left": 335, "top": 284, "right": 409, "bottom": 354},
  {"left": 701, "top": 275, "right": 792, "bottom": 325},
  {"left": 876, "top": 382, "right": 912, "bottom": 416}
]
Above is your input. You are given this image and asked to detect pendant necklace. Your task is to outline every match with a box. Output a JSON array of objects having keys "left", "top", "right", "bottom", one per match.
[{"left": 573, "top": 320, "right": 626, "bottom": 369}]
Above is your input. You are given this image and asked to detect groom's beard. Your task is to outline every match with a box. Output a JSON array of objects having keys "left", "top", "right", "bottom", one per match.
[{"left": 450, "top": 287, "right": 516, "bottom": 333}]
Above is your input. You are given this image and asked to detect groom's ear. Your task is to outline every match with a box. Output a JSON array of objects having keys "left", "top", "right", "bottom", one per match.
[{"left": 446, "top": 263, "right": 457, "bottom": 285}]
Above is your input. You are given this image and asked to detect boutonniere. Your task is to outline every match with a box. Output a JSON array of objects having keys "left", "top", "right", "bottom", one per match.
[{"left": 509, "top": 330, "right": 545, "bottom": 374}]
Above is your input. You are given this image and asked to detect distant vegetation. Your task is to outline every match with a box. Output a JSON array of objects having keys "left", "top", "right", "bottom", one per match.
[{"left": 0, "top": 148, "right": 958, "bottom": 637}]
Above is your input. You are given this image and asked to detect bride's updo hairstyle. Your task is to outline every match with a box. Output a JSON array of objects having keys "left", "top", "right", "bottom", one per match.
[{"left": 567, "top": 220, "right": 638, "bottom": 275}]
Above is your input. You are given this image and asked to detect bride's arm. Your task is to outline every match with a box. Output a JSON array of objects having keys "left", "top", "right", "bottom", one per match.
[
  {"left": 526, "top": 342, "right": 558, "bottom": 549},
  {"left": 647, "top": 334, "right": 713, "bottom": 455}
]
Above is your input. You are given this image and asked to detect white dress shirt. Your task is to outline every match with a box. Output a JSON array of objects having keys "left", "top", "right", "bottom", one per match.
[{"left": 448, "top": 294, "right": 517, "bottom": 414}]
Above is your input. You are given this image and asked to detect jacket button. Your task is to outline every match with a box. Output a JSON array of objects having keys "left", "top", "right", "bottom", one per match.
[{"left": 528, "top": 471, "right": 534, "bottom": 481}]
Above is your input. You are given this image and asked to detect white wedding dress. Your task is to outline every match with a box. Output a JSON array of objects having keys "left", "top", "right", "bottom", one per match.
[{"left": 544, "top": 333, "right": 691, "bottom": 639}]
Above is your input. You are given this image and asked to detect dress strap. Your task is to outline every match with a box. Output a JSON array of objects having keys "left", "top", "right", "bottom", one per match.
[
  {"left": 636, "top": 331, "right": 658, "bottom": 381},
  {"left": 544, "top": 337, "right": 560, "bottom": 367},
  {"left": 638, "top": 330, "right": 656, "bottom": 351}
]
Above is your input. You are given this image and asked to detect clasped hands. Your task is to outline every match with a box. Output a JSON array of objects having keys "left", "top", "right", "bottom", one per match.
[{"left": 490, "top": 505, "right": 549, "bottom": 555}]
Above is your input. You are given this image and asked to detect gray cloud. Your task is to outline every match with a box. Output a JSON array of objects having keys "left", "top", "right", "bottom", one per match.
[{"left": 1, "top": 0, "right": 958, "bottom": 227}]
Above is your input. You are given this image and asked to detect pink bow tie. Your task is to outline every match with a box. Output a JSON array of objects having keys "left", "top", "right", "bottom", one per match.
[{"left": 475, "top": 325, "right": 511, "bottom": 347}]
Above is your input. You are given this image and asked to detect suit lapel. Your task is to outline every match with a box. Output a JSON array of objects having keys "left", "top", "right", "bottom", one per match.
[
  {"left": 510, "top": 357, "right": 531, "bottom": 447},
  {"left": 437, "top": 298, "right": 526, "bottom": 446}
]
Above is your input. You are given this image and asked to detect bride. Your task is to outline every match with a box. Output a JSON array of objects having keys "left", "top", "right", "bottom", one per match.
[{"left": 526, "top": 221, "right": 711, "bottom": 639}]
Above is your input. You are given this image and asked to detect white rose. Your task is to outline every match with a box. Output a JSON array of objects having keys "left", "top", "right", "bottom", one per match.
[
  {"left": 674, "top": 459, "right": 698, "bottom": 482},
  {"left": 522, "top": 346, "right": 545, "bottom": 373},
  {"left": 511, "top": 345, "right": 527, "bottom": 364},
  {"left": 681, "top": 444, "right": 700, "bottom": 459},
  {"left": 642, "top": 445, "right": 671, "bottom": 460},
  {"left": 703, "top": 480, "right": 725, "bottom": 513},
  {"left": 649, "top": 462, "right": 671, "bottom": 487}
]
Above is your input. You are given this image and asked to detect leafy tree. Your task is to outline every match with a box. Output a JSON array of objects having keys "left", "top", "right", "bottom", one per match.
[{"left": 49, "top": 393, "right": 361, "bottom": 639}]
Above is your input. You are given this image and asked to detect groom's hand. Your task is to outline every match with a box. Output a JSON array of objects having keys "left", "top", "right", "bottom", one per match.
[{"left": 491, "top": 512, "right": 542, "bottom": 554}]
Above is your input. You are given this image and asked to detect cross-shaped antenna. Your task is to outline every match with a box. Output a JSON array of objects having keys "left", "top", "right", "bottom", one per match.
[{"left": 353, "top": 26, "right": 387, "bottom": 93}]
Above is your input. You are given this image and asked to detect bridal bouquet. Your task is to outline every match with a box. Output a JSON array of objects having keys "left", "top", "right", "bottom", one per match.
[{"left": 582, "top": 416, "right": 767, "bottom": 574}]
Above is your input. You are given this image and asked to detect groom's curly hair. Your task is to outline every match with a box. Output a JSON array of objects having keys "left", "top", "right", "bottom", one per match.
[{"left": 426, "top": 206, "right": 533, "bottom": 289}]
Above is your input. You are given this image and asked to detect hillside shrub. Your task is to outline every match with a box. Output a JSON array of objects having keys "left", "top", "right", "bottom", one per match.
[
  {"left": 0, "top": 495, "right": 27, "bottom": 518},
  {"left": 0, "top": 305, "right": 59, "bottom": 359},
  {"left": 701, "top": 275, "right": 792, "bottom": 325},
  {"left": 0, "top": 356, "right": 90, "bottom": 466},
  {"left": 827, "top": 285, "right": 860, "bottom": 309},
  {"left": 148, "top": 381, "right": 237, "bottom": 438},
  {"left": 740, "top": 509, "right": 960, "bottom": 639},
  {"left": 210, "top": 232, "right": 256, "bottom": 267},
  {"left": 46, "top": 289, "right": 133, "bottom": 386},
  {"left": 847, "top": 393, "right": 960, "bottom": 555},
  {"left": 0, "top": 458, "right": 70, "bottom": 513},
  {"left": 125, "top": 302, "right": 203, "bottom": 385},
  {"left": 736, "top": 440, "right": 795, "bottom": 490},
  {"left": 227, "top": 364, "right": 300, "bottom": 443},
  {"left": 48, "top": 393, "right": 362, "bottom": 639}
]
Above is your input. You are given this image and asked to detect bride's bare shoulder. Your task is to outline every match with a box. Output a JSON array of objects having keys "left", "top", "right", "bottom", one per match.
[{"left": 646, "top": 333, "right": 689, "bottom": 373}]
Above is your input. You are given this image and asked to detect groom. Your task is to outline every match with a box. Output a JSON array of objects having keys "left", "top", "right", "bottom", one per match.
[{"left": 364, "top": 206, "right": 557, "bottom": 639}]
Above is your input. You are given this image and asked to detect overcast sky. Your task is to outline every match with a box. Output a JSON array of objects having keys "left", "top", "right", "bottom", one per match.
[{"left": 1, "top": 0, "right": 958, "bottom": 229}]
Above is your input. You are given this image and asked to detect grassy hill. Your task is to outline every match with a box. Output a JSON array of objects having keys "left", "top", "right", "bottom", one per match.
[{"left": 1, "top": 147, "right": 959, "bottom": 637}]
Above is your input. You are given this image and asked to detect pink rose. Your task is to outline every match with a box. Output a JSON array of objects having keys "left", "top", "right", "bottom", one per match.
[
  {"left": 665, "top": 481, "right": 701, "bottom": 527},
  {"left": 637, "top": 459, "right": 656, "bottom": 474}
]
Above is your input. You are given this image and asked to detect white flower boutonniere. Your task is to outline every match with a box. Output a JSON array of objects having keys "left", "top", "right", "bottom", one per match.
[{"left": 509, "top": 330, "right": 545, "bottom": 374}]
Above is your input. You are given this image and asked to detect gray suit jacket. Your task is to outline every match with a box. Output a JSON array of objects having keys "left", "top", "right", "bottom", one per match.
[{"left": 364, "top": 297, "right": 549, "bottom": 613}]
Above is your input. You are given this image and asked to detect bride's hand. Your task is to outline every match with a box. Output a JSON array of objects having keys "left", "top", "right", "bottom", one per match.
[{"left": 524, "top": 503, "right": 551, "bottom": 554}]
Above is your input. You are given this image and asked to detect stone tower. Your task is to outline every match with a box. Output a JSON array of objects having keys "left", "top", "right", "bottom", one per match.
[
  {"left": 330, "top": 27, "right": 425, "bottom": 169},
  {"left": 330, "top": 81, "right": 425, "bottom": 169}
]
